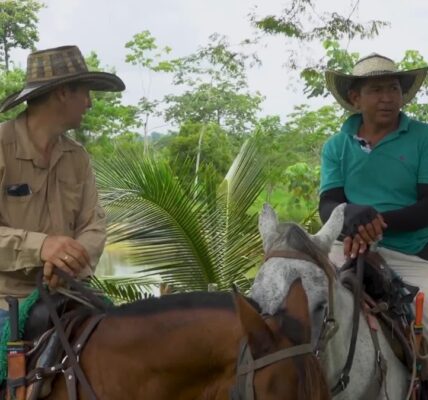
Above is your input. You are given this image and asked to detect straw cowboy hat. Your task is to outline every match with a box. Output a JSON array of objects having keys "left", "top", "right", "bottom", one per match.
[
  {"left": 0, "top": 45, "right": 125, "bottom": 113},
  {"left": 325, "top": 53, "right": 428, "bottom": 113}
]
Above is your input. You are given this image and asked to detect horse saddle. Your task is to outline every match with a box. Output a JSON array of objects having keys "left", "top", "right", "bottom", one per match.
[
  {"left": 340, "top": 251, "right": 420, "bottom": 370},
  {"left": 341, "top": 251, "right": 419, "bottom": 321},
  {"left": 0, "top": 294, "right": 89, "bottom": 400}
]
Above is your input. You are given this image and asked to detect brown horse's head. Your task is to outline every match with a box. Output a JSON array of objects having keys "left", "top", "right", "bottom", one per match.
[{"left": 234, "top": 278, "right": 330, "bottom": 400}]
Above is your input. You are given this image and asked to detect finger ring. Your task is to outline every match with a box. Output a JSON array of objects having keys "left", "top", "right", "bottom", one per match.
[{"left": 64, "top": 255, "right": 69, "bottom": 261}]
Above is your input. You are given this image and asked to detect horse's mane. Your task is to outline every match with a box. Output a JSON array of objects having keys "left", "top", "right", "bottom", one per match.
[
  {"left": 106, "top": 291, "right": 261, "bottom": 316},
  {"left": 277, "top": 222, "right": 336, "bottom": 281},
  {"left": 296, "top": 355, "right": 330, "bottom": 400}
]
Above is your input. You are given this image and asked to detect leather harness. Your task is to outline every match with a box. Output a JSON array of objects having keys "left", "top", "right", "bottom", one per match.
[{"left": 260, "top": 249, "right": 367, "bottom": 397}]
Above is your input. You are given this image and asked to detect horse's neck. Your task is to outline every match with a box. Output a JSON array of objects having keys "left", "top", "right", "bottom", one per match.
[
  {"left": 322, "top": 284, "right": 357, "bottom": 377},
  {"left": 94, "top": 310, "right": 240, "bottom": 398}
]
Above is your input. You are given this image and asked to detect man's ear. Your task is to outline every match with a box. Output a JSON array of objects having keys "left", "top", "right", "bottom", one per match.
[
  {"left": 347, "top": 89, "right": 360, "bottom": 110},
  {"left": 52, "top": 84, "right": 69, "bottom": 103}
]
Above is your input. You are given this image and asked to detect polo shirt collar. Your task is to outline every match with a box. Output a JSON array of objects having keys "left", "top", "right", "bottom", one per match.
[{"left": 341, "top": 111, "right": 410, "bottom": 137}]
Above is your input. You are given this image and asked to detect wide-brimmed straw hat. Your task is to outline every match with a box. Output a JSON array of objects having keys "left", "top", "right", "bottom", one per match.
[
  {"left": 325, "top": 53, "right": 428, "bottom": 113},
  {"left": 0, "top": 45, "right": 125, "bottom": 113}
]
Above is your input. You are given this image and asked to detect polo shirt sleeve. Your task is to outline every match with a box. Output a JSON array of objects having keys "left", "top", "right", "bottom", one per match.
[
  {"left": 418, "top": 135, "right": 428, "bottom": 184},
  {"left": 320, "top": 137, "right": 344, "bottom": 193}
]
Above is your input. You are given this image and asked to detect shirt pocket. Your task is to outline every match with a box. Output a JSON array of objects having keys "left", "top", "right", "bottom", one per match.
[
  {"left": 2, "top": 181, "right": 44, "bottom": 230},
  {"left": 58, "top": 179, "right": 84, "bottom": 231}
]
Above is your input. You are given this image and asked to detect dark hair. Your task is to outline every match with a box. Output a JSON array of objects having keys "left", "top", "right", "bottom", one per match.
[
  {"left": 26, "top": 82, "right": 82, "bottom": 108},
  {"left": 348, "top": 75, "right": 405, "bottom": 95},
  {"left": 348, "top": 78, "right": 366, "bottom": 94}
]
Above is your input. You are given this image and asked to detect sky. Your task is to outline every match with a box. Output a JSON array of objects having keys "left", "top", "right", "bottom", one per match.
[{"left": 9, "top": 0, "right": 428, "bottom": 134}]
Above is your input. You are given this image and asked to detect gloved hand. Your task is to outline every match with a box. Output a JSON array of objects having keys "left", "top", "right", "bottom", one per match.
[{"left": 343, "top": 204, "right": 378, "bottom": 237}]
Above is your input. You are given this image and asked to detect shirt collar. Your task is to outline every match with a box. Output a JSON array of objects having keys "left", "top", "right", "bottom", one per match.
[
  {"left": 15, "top": 111, "right": 75, "bottom": 168},
  {"left": 341, "top": 111, "right": 410, "bottom": 137}
]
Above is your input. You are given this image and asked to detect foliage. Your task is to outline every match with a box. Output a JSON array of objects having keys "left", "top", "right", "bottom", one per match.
[
  {"left": 0, "top": 0, "right": 44, "bottom": 71},
  {"left": 398, "top": 50, "right": 428, "bottom": 120},
  {"left": 125, "top": 30, "right": 180, "bottom": 151},
  {"left": 300, "top": 40, "right": 360, "bottom": 98},
  {"left": 252, "top": 0, "right": 387, "bottom": 73},
  {"left": 253, "top": 0, "right": 386, "bottom": 41},
  {"left": 71, "top": 52, "right": 140, "bottom": 154},
  {"left": 125, "top": 30, "right": 179, "bottom": 72},
  {"left": 159, "top": 121, "right": 236, "bottom": 186},
  {"left": 95, "top": 140, "right": 265, "bottom": 293},
  {"left": 0, "top": 67, "right": 26, "bottom": 122},
  {"left": 165, "top": 34, "right": 263, "bottom": 136},
  {"left": 90, "top": 274, "right": 157, "bottom": 303}
]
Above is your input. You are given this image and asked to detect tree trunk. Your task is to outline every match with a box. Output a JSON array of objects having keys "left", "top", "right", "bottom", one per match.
[
  {"left": 3, "top": 39, "right": 8, "bottom": 71},
  {"left": 194, "top": 125, "right": 206, "bottom": 186},
  {"left": 143, "top": 113, "right": 149, "bottom": 155}
]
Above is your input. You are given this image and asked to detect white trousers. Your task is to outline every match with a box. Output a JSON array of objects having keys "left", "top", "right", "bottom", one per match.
[{"left": 330, "top": 241, "right": 428, "bottom": 326}]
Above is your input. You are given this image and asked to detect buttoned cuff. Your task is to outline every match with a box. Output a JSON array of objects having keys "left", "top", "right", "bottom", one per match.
[{"left": 18, "top": 231, "right": 48, "bottom": 268}]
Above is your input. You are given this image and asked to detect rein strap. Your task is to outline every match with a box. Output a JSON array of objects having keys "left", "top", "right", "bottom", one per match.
[{"left": 237, "top": 343, "right": 313, "bottom": 375}]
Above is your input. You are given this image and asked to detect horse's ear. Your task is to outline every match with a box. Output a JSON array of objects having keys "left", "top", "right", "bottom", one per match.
[
  {"left": 282, "top": 278, "right": 311, "bottom": 342},
  {"left": 233, "top": 290, "right": 274, "bottom": 358},
  {"left": 310, "top": 203, "right": 346, "bottom": 253},
  {"left": 259, "top": 203, "right": 279, "bottom": 253}
]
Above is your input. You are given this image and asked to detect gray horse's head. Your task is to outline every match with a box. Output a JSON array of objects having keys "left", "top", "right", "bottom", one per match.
[{"left": 251, "top": 203, "right": 345, "bottom": 344}]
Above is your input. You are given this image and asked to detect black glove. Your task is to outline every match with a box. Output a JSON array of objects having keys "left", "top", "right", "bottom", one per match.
[{"left": 343, "top": 204, "right": 378, "bottom": 237}]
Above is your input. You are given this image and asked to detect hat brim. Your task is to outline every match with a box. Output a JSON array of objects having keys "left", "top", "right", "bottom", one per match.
[
  {"left": 0, "top": 71, "right": 125, "bottom": 113},
  {"left": 325, "top": 68, "right": 428, "bottom": 113}
]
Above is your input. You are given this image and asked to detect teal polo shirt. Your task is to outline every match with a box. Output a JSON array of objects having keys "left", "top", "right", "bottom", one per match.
[{"left": 320, "top": 112, "right": 428, "bottom": 255}]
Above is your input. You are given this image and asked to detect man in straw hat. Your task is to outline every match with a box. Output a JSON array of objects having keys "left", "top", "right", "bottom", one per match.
[
  {"left": 0, "top": 45, "right": 124, "bottom": 326},
  {"left": 319, "top": 53, "right": 428, "bottom": 322}
]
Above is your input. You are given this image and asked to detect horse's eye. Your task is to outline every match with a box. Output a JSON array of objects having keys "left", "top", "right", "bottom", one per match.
[{"left": 314, "top": 302, "right": 326, "bottom": 313}]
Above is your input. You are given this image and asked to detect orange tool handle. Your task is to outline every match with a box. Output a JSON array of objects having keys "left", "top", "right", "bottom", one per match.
[{"left": 415, "top": 292, "right": 425, "bottom": 327}]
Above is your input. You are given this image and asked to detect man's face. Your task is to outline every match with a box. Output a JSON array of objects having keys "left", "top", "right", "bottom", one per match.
[
  {"left": 348, "top": 76, "right": 403, "bottom": 127},
  {"left": 63, "top": 84, "right": 92, "bottom": 129}
]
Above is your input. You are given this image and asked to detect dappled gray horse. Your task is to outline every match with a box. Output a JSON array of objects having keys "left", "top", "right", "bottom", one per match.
[{"left": 251, "top": 204, "right": 408, "bottom": 400}]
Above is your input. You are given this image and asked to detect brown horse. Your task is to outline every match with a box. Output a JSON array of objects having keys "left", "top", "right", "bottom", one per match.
[{"left": 44, "top": 279, "right": 329, "bottom": 400}]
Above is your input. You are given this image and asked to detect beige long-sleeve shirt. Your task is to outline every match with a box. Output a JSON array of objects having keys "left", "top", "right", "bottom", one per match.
[{"left": 0, "top": 112, "right": 106, "bottom": 308}]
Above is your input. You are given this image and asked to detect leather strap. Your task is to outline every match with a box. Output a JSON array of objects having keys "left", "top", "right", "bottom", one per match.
[
  {"left": 331, "top": 254, "right": 365, "bottom": 395},
  {"left": 265, "top": 250, "right": 317, "bottom": 264},
  {"left": 237, "top": 343, "right": 313, "bottom": 375},
  {"left": 36, "top": 272, "right": 99, "bottom": 400}
]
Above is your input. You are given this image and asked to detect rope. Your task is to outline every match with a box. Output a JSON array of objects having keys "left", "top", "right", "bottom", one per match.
[{"left": 404, "top": 321, "right": 428, "bottom": 400}]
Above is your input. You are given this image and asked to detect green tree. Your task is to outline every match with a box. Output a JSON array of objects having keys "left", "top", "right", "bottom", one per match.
[
  {"left": 160, "top": 121, "right": 235, "bottom": 186},
  {"left": 165, "top": 34, "right": 263, "bottom": 136},
  {"left": 0, "top": 67, "right": 25, "bottom": 122},
  {"left": 397, "top": 50, "right": 428, "bottom": 120},
  {"left": 0, "top": 0, "right": 44, "bottom": 71},
  {"left": 300, "top": 39, "right": 360, "bottom": 98},
  {"left": 125, "top": 30, "right": 179, "bottom": 152},
  {"left": 252, "top": 0, "right": 386, "bottom": 74},
  {"left": 71, "top": 52, "right": 140, "bottom": 157}
]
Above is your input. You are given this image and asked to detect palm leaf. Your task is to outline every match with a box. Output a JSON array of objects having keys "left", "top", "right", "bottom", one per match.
[{"left": 94, "top": 140, "right": 265, "bottom": 293}]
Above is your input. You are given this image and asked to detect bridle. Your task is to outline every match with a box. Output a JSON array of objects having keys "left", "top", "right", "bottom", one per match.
[
  {"left": 230, "top": 334, "right": 313, "bottom": 400},
  {"left": 244, "top": 249, "right": 365, "bottom": 398}
]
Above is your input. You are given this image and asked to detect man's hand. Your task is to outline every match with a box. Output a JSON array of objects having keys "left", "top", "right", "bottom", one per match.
[
  {"left": 40, "top": 235, "right": 90, "bottom": 279},
  {"left": 343, "top": 215, "right": 387, "bottom": 258}
]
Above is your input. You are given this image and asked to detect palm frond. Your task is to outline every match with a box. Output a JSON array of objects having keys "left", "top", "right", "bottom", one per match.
[{"left": 94, "top": 141, "right": 265, "bottom": 293}]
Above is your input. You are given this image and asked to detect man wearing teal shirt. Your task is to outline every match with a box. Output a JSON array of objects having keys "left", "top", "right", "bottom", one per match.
[{"left": 319, "top": 53, "right": 428, "bottom": 321}]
